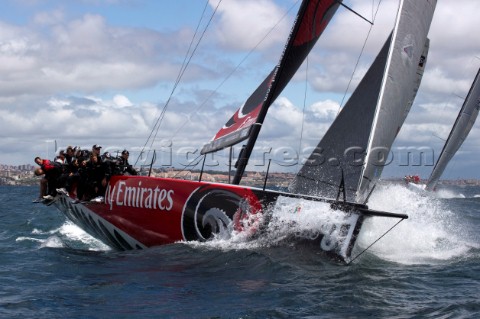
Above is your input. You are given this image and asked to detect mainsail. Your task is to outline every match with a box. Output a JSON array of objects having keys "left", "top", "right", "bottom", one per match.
[
  {"left": 356, "top": 0, "right": 437, "bottom": 203},
  {"left": 289, "top": 35, "right": 393, "bottom": 201},
  {"left": 290, "top": 1, "right": 432, "bottom": 203},
  {"left": 425, "top": 68, "right": 480, "bottom": 191},
  {"left": 201, "top": 0, "right": 342, "bottom": 183}
]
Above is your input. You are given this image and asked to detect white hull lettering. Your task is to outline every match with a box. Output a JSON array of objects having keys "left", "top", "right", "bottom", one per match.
[{"left": 106, "top": 181, "right": 174, "bottom": 212}]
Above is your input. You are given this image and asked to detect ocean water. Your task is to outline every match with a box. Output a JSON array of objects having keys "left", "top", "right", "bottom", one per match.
[{"left": 1, "top": 184, "right": 479, "bottom": 318}]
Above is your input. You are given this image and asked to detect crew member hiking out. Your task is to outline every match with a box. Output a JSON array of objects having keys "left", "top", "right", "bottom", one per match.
[{"left": 34, "top": 156, "right": 63, "bottom": 200}]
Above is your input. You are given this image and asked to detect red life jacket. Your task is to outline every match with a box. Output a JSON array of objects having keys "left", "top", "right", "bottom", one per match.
[{"left": 42, "top": 159, "right": 55, "bottom": 171}]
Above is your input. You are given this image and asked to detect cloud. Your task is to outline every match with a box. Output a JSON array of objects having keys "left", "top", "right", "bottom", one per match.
[
  {"left": 210, "top": 0, "right": 290, "bottom": 51},
  {"left": 0, "top": 0, "right": 479, "bottom": 180},
  {"left": 309, "top": 99, "right": 340, "bottom": 121},
  {"left": 0, "top": 12, "right": 195, "bottom": 98}
]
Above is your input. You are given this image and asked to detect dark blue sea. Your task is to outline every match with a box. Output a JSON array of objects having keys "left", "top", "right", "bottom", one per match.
[{"left": 1, "top": 184, "right": 479, "bottom": 318}]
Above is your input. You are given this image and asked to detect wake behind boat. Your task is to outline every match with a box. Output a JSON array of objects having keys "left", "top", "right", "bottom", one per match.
[{"left": 42, "top": 0, "right": 437, "bottom": 263}]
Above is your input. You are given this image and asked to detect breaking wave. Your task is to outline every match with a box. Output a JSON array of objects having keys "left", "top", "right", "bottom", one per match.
[
  {"left": 189, "top": 197, "right": 353, "bottom": 254},
  {"left": 360, "top": 183, "right": 477, "bottom": 264},
  {"left": 20, "top": 221, "right": 111, "bottom": 251},
  {"left": 46, "top": 184, "right": 476, "bottom": 265},
  {"left": 433, "top": 188, "right": 466, "bottom": 199},
  {"left": 193, "top": 183, "right": 478, "bottom": 265}
]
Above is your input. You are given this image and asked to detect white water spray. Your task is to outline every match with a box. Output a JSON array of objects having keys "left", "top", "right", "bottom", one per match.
[
  {"left": 22, "top": 221, "right": 111, "bottom": 251},
  {"left": 359, "top": 183, "right": 476, "bottom": 264},
  {"left": 190, "top": 196, "right": 357, "bottom": 256}
]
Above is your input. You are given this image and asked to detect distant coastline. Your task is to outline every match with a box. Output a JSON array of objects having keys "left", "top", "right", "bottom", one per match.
[{"left": 1, "top": 163, "right": 479, "bottom": 187}]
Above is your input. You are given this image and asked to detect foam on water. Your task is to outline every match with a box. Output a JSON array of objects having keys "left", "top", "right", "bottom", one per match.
[
  {"left": 360, "top": 183, "right": 476, "bottom": 264},
  {"left": 190, "top": 197, "right": 355, "bottom": 254},
  {"left": 259, "top": 198, "right": 352, "bottom": 245},
  {"left": 16, "top": 236, "right": 44, "bottom": 244},
  {"left": 56, "top": 221, "right": 111, "bottom": 251},
  {"left": 38, "top": 186, "right": 475, "bottom": 262},
  {"left": 407, "top": 182, "right": 466, "bottom": 199},
  {"left": 195, "top": 184, "right": 477, "bottom": 264},
  {"left": 16, "top": 234, "right": 65, "bottom": 248},
  {"left": 40, "top": 236, "right": 65, "bottom": 248},
  {"left": 433, "top": 188, "right": 466, "bottom": 199},
  {"left": 16, "top": 225, "right": 65, "bottom": 248},
  {"left": 25, "top": 221, "right": 111, "bottom": 251}
]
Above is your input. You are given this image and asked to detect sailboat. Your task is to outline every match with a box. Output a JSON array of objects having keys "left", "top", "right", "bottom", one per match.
[
  {"left": 46, "top": 0, "right": 436, "bottom": 263},
  {"left": 407, "top": 68, "right": 480, "bottom": 192},
  {"left": 290, "top": 36, "right": 430, "bottom": 203}
]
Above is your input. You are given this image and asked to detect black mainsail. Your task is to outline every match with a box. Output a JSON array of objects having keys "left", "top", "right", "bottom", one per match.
[
  {"left": 289, "top": 35, "right": 393, "bottom": 202},
  {"left": 201, "top": 0, "right": 342, "bottom": 184}
]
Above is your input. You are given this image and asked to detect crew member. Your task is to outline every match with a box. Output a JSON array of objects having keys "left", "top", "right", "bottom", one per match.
[
  {"left": 34, "top": 156, "right": 63, "bottom": 199},
  {"left": 114, "top": 150, "right": 138, "bottom": 176}
]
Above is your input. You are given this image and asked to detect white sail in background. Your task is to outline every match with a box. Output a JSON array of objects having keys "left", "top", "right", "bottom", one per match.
[
  {"left": 357, "top": 0, "right": 437, "bottom": 203},
  {"left": 425, "top": 68, "right": 480, "bottom": 191}
]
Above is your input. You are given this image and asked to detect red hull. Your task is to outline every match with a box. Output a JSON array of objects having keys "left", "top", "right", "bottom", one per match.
[{"left": 53, "top": 175, "right": 370, "bottom": 262}]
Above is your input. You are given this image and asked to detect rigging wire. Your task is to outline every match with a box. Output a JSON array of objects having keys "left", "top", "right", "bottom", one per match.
[
  {"left": 337, "top": 1, "right": 373, "bottom": 25},
  {"left": 169, "top": 1, "right": 303, "bottom": 180},
  {"left": 173, "top": 153, "right": 204, "bottom": 178},
  {"left": 296, "top": 0, "right": 383, "bottom": 170},
  {"left": 135, "top": 0, "right": 300, "bottom": 170},
  {"left": 168, "top": 0, "right": 301, "bottom": 142},
  {"left": 135, "top": 0, "right": 222, "bottom": 166},
  {"left": 135, "top": 2, "right": 209, "bottom": 163},
  {"left": 138, "top": 0, "right": 303, "bottom": 175},
  {"left": 297, "top": 55, "right": 309, "bottom": 169},
  {"left": 149, "top": 0, "right": 224, "bottom": 149},
  {"left": 347, "top": 218, "right": 405, "bottom": 265},
  {"left": 338, "top": 0, "right": 383, "bottom": 113}
]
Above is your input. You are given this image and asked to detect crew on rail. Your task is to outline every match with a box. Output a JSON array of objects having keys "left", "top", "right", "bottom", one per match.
[{"left": 34, "top": 144, "right": 137, "bottom": 202}]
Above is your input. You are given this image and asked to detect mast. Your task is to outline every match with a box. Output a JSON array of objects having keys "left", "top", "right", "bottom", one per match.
[
  {"left": 201, "top": 0, "right": 342, "bottom": 184},
  {"left": 233, "top": 0, "right": 341, "bottom": 184},
  {"left": 425, "top": 68, "right": 480, "bottom": 191}
]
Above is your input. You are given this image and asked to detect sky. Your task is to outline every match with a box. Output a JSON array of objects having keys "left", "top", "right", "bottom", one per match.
[{"left": 0, "top": 0, "right": 479, "bottom": 180}]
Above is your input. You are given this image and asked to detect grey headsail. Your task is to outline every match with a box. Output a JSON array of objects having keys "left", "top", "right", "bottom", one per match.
[{"left": 356, "top": 0, "right": 437, "bottom": 203}]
